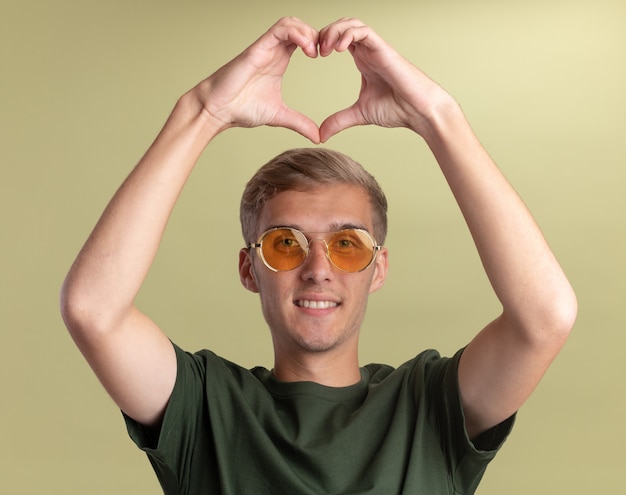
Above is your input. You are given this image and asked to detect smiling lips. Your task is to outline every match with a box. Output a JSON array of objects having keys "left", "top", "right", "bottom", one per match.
[{"left": 295, "top": 300, "right": 339, "bottom": 310}]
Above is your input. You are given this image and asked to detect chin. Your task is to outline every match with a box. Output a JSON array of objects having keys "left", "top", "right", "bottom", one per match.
[{"left": 292, "top": 331, "right": 349, "bottom": 354}]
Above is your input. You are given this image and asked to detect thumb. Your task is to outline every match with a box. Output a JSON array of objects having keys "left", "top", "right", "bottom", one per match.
[
  {"left": 319, "top": 105, "right": 363, "bottom": 143},
  {"left": 271, "top": 105, "right": 321, "bottom": 144}
]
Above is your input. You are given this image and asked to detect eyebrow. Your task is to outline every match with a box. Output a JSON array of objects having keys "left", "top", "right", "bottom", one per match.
[{"left": 264, "top": 222, "right": 369, "bottom": 233}]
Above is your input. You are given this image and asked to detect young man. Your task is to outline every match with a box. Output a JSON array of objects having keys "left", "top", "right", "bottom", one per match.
[{"left": 61, "top": 17, "right": 577, "bottom": 494}]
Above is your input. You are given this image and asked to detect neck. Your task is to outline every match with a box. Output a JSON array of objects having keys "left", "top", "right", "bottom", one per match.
[{"left": 272, "top": 346, "right": 361, "bottom": 387}]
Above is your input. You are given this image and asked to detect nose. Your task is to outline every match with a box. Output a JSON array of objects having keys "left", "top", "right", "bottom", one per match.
[{"left": 300, "top": 239, "right": 333, "bottom": 282}]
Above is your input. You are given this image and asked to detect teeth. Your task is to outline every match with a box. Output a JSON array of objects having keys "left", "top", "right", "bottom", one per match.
[{"left": 297, "top": 300, "right": 338, "bottom": 309}]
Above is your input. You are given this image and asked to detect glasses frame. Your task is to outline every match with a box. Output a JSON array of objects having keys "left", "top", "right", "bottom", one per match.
[{"left": 249, "top": 226, "right": 382, "bottom": 273}]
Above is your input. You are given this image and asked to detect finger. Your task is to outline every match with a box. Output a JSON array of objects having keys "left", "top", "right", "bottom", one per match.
[
  {"left": 335, "top": 25, "right": 374, "bottom": 52},
  {"left": 271, "top": 105, "right": 321, "bottom": 144},
  {"left": 319, "top": 18, "right": 371, "bottom": 56},
  {"left": 265, "top": 17, "right": 319, "bottom": 58},
  {"left": 319, "top": 105, "right": 364, "bottom": 143}
]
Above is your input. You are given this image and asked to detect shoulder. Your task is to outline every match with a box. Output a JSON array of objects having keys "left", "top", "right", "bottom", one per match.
[
  {"left": 364, "top": 348, "right": 463, "bottom": 383},
  {"left": 174, "top": 344, "right": 267, "bottom": 388}
]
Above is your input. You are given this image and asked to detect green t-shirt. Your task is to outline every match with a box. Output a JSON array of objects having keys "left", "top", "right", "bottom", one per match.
[{"left": 124, "top": 343, "right": 514, "bottom": 494}]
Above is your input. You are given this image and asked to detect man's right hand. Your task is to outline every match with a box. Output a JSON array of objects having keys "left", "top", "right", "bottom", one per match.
[{"left": 194, "top": 16, "right": 322, "bottom": 143}]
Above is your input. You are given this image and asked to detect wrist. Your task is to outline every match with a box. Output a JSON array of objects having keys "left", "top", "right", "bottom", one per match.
[
  {"left": 174, "top": 85, "right": 228, "bottom": 142},
  {"left": 414, "top": 95, "right": 469, "bottom": 148}
]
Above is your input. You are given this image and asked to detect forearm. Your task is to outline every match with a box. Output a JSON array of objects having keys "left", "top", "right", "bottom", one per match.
[
  {"left": 421, "top": 102, "right": 577, "bottom": 337},
  {"left": 61, "top": 89, "right": 221, "bottom": 334}
]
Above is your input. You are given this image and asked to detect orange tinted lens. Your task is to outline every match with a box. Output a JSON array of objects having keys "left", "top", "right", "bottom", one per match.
[
  {"left": 327, "top": 229, "right": 375, "bottom": 272},
  {"left": 261, "top": 229, "right": 306, "bottom": 271}
]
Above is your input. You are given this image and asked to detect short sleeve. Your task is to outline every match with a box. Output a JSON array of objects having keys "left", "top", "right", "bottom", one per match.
[
  {"left": 123, "top": 343, "right": 216, "bottom": 494},
  {"left": 426, "top": 347, "right": 516, "bottom": 493}
]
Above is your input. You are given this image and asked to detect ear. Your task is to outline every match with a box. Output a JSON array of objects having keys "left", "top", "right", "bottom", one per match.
[
  {"left": 368, "top": 247, "right": 388, "bottom": 294},
  {"left": 239, "top": 248, "right": 259, "bottom": 293}
]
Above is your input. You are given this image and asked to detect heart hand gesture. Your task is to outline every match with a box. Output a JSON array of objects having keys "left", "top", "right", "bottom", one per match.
[{"left": 194, "top": 17, "right": 454, "bottom": 144}]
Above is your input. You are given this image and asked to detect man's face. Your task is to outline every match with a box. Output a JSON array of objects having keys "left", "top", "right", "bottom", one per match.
[{"left": 239, "top": 183, "right": 388, "bottom": 357}]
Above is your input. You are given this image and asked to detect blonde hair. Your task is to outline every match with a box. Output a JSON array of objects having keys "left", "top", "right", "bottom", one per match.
[{"left": 240, "top": 148, "right": 387, "bottom": 244}]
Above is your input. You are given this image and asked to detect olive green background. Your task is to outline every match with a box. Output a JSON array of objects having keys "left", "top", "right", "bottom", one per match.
[{"left": 2, "top": 0, "right": 624, "bottom": 493}]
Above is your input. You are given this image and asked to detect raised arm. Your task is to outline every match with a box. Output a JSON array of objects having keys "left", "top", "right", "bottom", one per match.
[
  {"left": 60, "top": 17, "right": 321, "bottom": 427},
  {"left": 318, "top": 18, "right": 577, "bottom": 438}
]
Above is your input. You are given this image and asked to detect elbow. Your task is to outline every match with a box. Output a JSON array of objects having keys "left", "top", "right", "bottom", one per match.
[
  {"left": 552, "top": 279, "right": 578, "bottom": 332},
  {"left": 59, "top": 275, "right": 118, "bottom": 342},
  {"left": 530, "top": 285, "right": 578, "bottom": 347},
  {"left": 546, "top": 289, "right": 577, "bottom": 345},
  {"left": 506, "top": 284, "right": 578, "bottom": 349},
  {"left": 59, "top": 276, "right": 92, "bottom": 340},
  {"left": 559, "top": 287, "right": 578, "bottom": 333}
]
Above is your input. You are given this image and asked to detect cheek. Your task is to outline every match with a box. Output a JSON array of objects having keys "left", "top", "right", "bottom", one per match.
[
  {"left": 256, "top": 280, "right": 294, "bottom": 330},
  {"left": 254, "top": 270, "right": 289, "bottom": 307}
]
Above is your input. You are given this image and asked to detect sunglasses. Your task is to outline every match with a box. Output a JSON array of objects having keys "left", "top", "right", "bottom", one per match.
[{"left": 249, "top": 227, "right": 382, "bottom": 273}]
